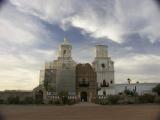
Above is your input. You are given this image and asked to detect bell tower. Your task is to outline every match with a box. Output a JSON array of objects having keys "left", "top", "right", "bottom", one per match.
[
  {"left": 59, "top": 37, "right": 72, "bottom": 58},
  {"left": 93, "top": 45, "right": 115, "bottom": 95},
  {"left": 55, "top": 38, "right": 76, "bottom": 95}
]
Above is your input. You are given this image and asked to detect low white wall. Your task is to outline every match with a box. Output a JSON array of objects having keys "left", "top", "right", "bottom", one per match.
[
  {"left": 98, "top": 83, "right": 159, "bottom": 96},
  {"left": 114, "top": 83, "right": 159, "bottom": 95}
]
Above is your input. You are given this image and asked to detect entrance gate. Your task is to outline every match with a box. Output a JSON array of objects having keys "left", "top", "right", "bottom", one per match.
[{"left": 81, "top": 91, "right": 87, "bottom": 102}]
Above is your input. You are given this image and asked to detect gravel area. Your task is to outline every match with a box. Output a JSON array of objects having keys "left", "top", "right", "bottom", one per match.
[{"left": 0, "top": 104, "right": 159, "bottom": 120}]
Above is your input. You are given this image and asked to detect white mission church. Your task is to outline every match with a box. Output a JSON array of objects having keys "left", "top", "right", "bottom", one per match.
[{"left": 33, "top": 38, "right": 159, "bottom": 102}]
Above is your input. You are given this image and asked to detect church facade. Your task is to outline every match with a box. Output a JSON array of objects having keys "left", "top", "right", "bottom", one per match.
[
  {"left": 76, "top": 63, "right": 97, "bottom": 102},
  {"left": 34, "top": 38, "right": 159, "bottom": 103},
  {"left": 0, "top": 38, "right": 159, "bottom": 103},
  {"left": 37, "top": 38, "right": 115, "bottom": 102}
]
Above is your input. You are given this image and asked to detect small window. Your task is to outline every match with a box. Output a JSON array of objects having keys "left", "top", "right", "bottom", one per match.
[
  {"left": 103, "top": 91, "right": 106, "bottom": 96},
  {"left": 101, "top": 63, "right": 105, "bottom": 68},
  {"left": 110, "top": 80, "right": 113, "bottom": 84}
]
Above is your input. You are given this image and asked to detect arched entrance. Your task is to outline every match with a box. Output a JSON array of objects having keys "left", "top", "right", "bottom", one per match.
[
  {"left": 35, "top": 90, "right": 43, "bottom": 104},
  {"left": 81, "top": 91, "right": 87, "bottom": 102}
]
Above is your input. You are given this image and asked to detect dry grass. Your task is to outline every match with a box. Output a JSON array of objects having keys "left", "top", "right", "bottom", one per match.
[{"left": 0, "top": 104, "right": 160, "bottom": 120}]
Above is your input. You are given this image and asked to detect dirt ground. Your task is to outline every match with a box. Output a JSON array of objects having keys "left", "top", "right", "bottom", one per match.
[{"left": 0, "top": 104, "right": 160, "bottom": 120}]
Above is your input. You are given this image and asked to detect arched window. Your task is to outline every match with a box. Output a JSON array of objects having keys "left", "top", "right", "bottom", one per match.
[{"left": 63, "top": 50, "right": 66, "bottom": 55}]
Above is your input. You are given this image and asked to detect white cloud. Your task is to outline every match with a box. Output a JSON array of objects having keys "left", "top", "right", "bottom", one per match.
[
  {"left": 10, "top": 0, "right": 75, "bottom": 24},
  {"left": 0, "top": 48, "right": 56, "bottom": 90},
  {"left": 115, "top": 54, "right": 160, "bottom": 83},
  {"left": 70, "top": 15, "right": 124, "bottom": 43},
  {"left": 0, "top": 68, "right": 39, "bottom": 90},
  {"left": 0, "top": 54, "right": 39, "bottom": 90},
  {"left": 0, "top": 2, "right": 54, "bottom": 45},
  {"left": 8, "top": 0, "right": 160, "bottom": 43},
  {"left": 0, "top": 18, "right": 36, "bottom": 44}
]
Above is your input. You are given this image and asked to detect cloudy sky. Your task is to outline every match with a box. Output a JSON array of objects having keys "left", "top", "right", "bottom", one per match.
[{"left": 0, "top": 0, "right": 160, "bottom": 90}]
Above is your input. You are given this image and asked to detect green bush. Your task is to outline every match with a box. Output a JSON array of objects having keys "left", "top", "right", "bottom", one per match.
[
  {"left": 35, "top": 98, "right": 44, "bottom": 104},
  {"left": 124, "top": 89, "right": 137, "bottom": 96},
  {"left": 138, "top": 94, "right": 155, "bottom": 103},
  {"left": 49, "top": 100, "right": 54, "bottom": 104},
  {"left": 67, "top": 100, "right": 76, "bottom": 105},
  {"left": 7, "top": 96, "right": 20, "bottom": 104},
  {"left": 0, "top": 99, "right": 4, "bottom": 104},
  {"left": 152, "top": 84, "right": 160, "bottom": 96},
  {"left": 108, "top": 95, "right": 120, "bottom": 104},
  {"left": 154, "top": 96, "right": 160, "bottom": 103},
  {"left": 99, "top": 101, "right": 108, "bottom": 105},
  {"left": 61, "top": 96, "right": 68, "bottom": 104},
  {"left": 58, "top": 91, "right": 68, "bottom": 105},
  {"left": 23, "top": 97, "right": 34, "bottom": 104},
  {"left": 54, "top": 100, "right": 61, "bottom": 105}
]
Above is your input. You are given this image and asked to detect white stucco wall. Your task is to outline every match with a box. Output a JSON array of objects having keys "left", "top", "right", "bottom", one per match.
[
  {"left": 114, "top": 83, "right": 158, "bottom": 95},
  {"left": 93, "top": 45, "right": 115, "bottom": 96},
  {"left": 98, "top": 83, "right": 159, "bottom": 96}
]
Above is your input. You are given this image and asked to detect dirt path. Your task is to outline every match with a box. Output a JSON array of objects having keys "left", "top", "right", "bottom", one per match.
[{"left": 0, "top": 104, "right": 159, "bottom": 120}]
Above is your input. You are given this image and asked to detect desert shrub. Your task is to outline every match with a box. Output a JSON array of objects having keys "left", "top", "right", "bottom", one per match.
[
  {"left": 99, "top": 99, "right": 108, "bottom": 105},
  {"left": 35, "top": 99, "right": 44, "bottom": 104},
  {"left": 54, "top": 100, "right": 61, "bottom": 105},
  {"left": 23, "top": 97, "right": 34, "bottom": 104},
  {"left": 48, "top": 100, "right": 61, "bottom": 105},
  {"left": 152, "top": 84, "right": 160, "bottom": 96},
  {"left": 126, "top": 98, "right": 135, "bottom": 104},
  {"left": 138, "top": 94, "right": 155, "bottom": 103},
  {"left": 7, "top": 96, "right": 20, "bottom": 104},
  {"left": 94, "top": 98, "right": 100, "bottom": 104},
  {"left": 124, "top": 89, "right": 137, "bottom": 96},
  {"left": 35, "top": 95, "right": 44, "bottom": 104},
  {"left": 96, "top": 97, "right": 108, "bottom": 105},
  {"left": 108, "top": 95, "right": 120, "bottom": 104},
  {"left": 58, "top": 91, "right": 68, "bottom": 105},
  {"left": 117, "top": 95, "right": 137, "bottom": 104},
  {"left": 154, "top": 96, "right": 160, "bottom": 103},
  {"left": 61, "top": 96, "right": 68, "bottom": 104},
  {"left": 48, "top": 100, "right": 54, "bottom": 104},
  {"left": 100, "top": 101, "right": 108, "bottom": 105},
  {"left": 118, "top": 92, "right": 123, "bottom": 95},
  {"left": 67, "top": 100, "right": 76, "bottom": 105},
  {"left": 0, "top": 99, "right": 4, "bottom": 104}
]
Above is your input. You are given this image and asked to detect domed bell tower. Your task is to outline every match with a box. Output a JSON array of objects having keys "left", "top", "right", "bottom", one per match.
[{"left": 93, "top": 45, "right": 115, "bottom": 95}]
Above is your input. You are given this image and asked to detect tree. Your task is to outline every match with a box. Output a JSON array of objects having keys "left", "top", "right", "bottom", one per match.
[
  {"left": 58, "top": 91, "right": 68, "bottom": 104},
  {"left": 124, "top": 89, "right": 135, "bottom": 96},
  {"left": 152, "top": 84, "right": 160, "bottom": 96}
]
